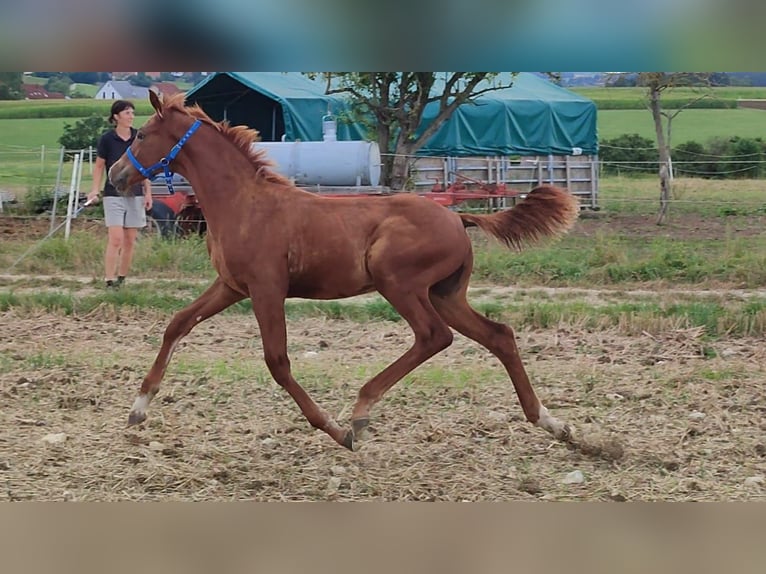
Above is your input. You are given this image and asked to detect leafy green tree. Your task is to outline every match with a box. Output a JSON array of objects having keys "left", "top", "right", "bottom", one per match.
[
  {"left": 0, "top": 72, "right": 23, "bottom": 100},
  {"left": 58, "top": 115, "right": 110, "bottom": 158},
  {"left": 45, "top": 74, "right": 73, "bottom": 95},
  {"left": 673, "top": 141, "right": 708, "bottom": 177},
  {"left": 600, "top": 134, "right": 657, "bottom": 175},
  {"left": 69, "top": 72, "right": 101, "bottom": 84},
  {"left": 129, "top": 72, "right": 153, "bottom": 87},
  {"left": 308, "top": 73, "right": 518, "bottom": 190}
]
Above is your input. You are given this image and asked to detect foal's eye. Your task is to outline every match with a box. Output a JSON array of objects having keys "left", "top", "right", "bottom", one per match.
[{"left": 136, "top": 132, "right": 145, "bottom": 141}]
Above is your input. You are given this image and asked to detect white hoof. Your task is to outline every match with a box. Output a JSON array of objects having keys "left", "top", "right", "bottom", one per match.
[
  {"left": 128, "top": 394, "right": 151, "bottom": 426},
  {"left": 536, "top": 405, "right": 573, "bottom": 441}
]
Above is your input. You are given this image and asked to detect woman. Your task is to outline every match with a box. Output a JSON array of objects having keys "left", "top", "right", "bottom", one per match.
[{"left": 87, "top": 100, "right": 153, "bottom": 289}]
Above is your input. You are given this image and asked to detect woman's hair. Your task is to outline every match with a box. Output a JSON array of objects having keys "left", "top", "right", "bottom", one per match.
[{"left": 108, "top": 100, "right": 135, "bottom": 124}]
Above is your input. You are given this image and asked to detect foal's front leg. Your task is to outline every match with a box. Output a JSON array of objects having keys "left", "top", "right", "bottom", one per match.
[
  {"left": 250, "top": 289, "right": 348, "bottom": 446},
  {"left": 128, "top": 278, "right": 245, "bottom": 426}
]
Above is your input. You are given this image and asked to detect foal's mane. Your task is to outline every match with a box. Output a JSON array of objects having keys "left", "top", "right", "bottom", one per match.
[{"left": 162, "top": 93, "right": 290, "bottom": 185}]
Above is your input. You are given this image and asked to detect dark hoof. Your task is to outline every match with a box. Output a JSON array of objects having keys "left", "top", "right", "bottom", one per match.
[
  {"left": 352, "top": 418, "right": 369, "bottom": 437},
  {"left": 342, "top": 430, "right": 356, "bottom": 451},
  {"left": 341, "top": 419, "right": 370, "bottom": 452},
  {"left": 127, "top": 411, "right": 146, "bottom": 426}
]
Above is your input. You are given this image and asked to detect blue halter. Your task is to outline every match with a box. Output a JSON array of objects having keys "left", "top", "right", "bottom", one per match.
[{"left": 126, "top": 119, "right": 201, "bottom": 194}]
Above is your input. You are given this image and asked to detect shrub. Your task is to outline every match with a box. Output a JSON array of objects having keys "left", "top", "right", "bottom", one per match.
[
  {"left": 673, "top": 141, "right": 709, "bottom": 177},
  {"left": 599, "top": 133, "right": 657, "bottom": 175},
  {"left": 58, "top": 114, "right": 110, "bottom": 160}
]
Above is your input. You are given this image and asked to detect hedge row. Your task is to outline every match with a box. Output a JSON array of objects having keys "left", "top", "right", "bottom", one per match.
[
  {"left": 600, "top": 133, "right": 766, "bottom": 178},
  {"left": 0, "top": 101, "right": 155, "bottom": 119},
  {"left": 593, "top": 98, "right": 736, "bottom": 110}
]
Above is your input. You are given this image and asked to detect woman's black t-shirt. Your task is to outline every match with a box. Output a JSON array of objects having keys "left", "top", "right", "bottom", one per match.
[{"left": 97, "top": 128, "right": 144, "bottom": 197}]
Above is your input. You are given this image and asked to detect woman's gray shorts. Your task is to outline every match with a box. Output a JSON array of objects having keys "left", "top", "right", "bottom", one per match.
[{"left": 103, "top": 196, "right": 147, "bottom": 228}]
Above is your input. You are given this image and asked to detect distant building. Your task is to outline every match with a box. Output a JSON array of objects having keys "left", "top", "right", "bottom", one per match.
[
  {"left": 94, "top": 81, "right": 150, "bottom": 100},
  {"left": 22, "top": 84, "right": 65, "bottom": 100}
]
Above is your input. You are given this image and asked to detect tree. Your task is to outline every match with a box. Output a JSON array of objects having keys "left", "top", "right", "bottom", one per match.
[
  {"left": 308, "top": 73, "right": 517, "bottom": 190},
  {"left": 128, "top": 72, "right": 153, "bottom": 87},
  {"left": 0, "top": 72, "right": 23, "bottom": 100},
  {"left": 611, "top": 72, "right": 714, "bottom": 224},
  {"left": 58, "top": 115, "right": 111, "bottom": 159},
  {"left": 45, "top": 74, "right": 72, "bottom": 96}
]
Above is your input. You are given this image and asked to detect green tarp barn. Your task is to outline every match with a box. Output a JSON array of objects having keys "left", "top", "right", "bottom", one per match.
[
  {"left": 417, "top": 72, "right": 598, "bottom": 157},
  {"left": 184, "top": 72, "right": 598, "bottom": 156}
]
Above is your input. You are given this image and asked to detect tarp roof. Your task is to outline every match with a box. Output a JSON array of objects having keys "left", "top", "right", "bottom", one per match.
[
  {"left": 185, "top": 72, "right": 598, "bottom": 156},
  {"left": 184, "top": 72, "right": 366, "bottom": 142},
  {"left": 418, "top": 72, "right": 598, "bottom": 156}
]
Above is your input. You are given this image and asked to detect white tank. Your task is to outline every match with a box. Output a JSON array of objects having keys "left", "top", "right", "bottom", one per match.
[{"left": 252, "top": 140, "right": 381, "bottom": 187}]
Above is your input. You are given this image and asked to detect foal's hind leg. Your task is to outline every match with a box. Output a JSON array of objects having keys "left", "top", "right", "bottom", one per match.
[
  {"left": 347, "top": 288, "right": 454, "bottom": 450},
  {"left": 431, "top": 293, "right": 572, "bottom": 441},
  {"left": 128, "top": 278, "right": 245, "bottom": 426}
]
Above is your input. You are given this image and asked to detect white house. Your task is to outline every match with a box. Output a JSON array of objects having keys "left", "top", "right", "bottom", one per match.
[{"left": 94, "top": 81, "right": 151, "bottom": 100}]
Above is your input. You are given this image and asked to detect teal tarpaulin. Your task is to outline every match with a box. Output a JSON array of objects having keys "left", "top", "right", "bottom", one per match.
[
  {"left": 185, "top": 72, "right": 597, "bottom": 156},
  {"left": 417, "top": 73, "right": 598, "bottom": 156},
  {"left": 184, "top": 72, "right": 367, "bottom": 142}
]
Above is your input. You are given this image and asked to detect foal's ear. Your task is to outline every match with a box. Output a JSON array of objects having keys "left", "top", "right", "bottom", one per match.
[{"left": 149, "top": 90, "right": 163, "bottom": 118}]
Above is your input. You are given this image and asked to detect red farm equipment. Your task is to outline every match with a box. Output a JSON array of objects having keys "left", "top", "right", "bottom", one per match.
[{"left": 147, "top": 176, "right": 205, "bottom": 238}]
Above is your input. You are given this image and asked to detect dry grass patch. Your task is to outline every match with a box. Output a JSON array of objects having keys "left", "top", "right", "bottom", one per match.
[{"left": 1, "top": 310, "right": 764, "bottom": 501}]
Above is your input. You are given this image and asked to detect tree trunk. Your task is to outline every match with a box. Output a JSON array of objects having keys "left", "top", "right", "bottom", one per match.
[
  {"left": 388, "top": 152, "right": 413, "bottom": 191},
  {"left": 649, "top": 88, "right": 672, "bottom": 225}
]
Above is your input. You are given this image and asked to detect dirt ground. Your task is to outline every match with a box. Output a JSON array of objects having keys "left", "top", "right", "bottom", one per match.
[
  {"left": 1, "top": 305, "right": 764, "bottom": 501},
  {"left": 1, "top": 210, "right": 765, "bottom": 500}
]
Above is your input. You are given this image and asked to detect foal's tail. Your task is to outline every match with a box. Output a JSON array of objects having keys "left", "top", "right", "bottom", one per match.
[{"left": 459, "top": 185, "right": 580, "bottom": 249}]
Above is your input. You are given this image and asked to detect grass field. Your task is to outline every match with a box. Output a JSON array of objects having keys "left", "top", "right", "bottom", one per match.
[
  {"left": 597, "top": 108, "right": 766, "bottom": 142},
  {"left": 0, "top": 116, "right": 153, "bottom": 149},
  {"left": 570, "top": 86, "right": 766, "bottom": 107},
  {"left": 1, "top": 95, "right": 765, "bottom": 153}
]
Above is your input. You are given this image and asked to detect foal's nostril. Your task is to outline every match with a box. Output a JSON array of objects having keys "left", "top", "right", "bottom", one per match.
[{"left": 108, "top": 166, "right": 125, "bottom": 190}]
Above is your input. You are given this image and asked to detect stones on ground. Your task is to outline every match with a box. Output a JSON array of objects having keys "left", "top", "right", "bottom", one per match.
[
  {"left": 260, "top": 437, "right": 278, "bottom": 449},
  {"left": 562, "top": 470, "right": 585, "bottom": 484},
  {"left": 744, "top": 476, "right": 764, "bottom": 488},
  {"left": 41, "top": 433, "right": 67, "bottom": 445}
]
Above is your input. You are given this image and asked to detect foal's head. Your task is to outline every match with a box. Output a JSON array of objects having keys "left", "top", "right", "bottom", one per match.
[
  {"left": 109, "top": 90, "right": 276, "bottom": 194},
  {"left": 109, "top": 90, "right": 195, "bottom": 194}
]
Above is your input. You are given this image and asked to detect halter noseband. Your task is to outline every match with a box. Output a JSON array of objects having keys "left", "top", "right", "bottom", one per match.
[{"left": 126, "top": 119, "right": 201, "bottom": 194}]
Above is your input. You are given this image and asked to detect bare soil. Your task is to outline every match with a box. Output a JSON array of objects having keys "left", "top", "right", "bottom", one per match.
[
  {"left": 1, "top": 307, "right": 764, "bottom": 501},
  {"left": 1, "top": 210, "right": 765, "bottom": 500}
]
